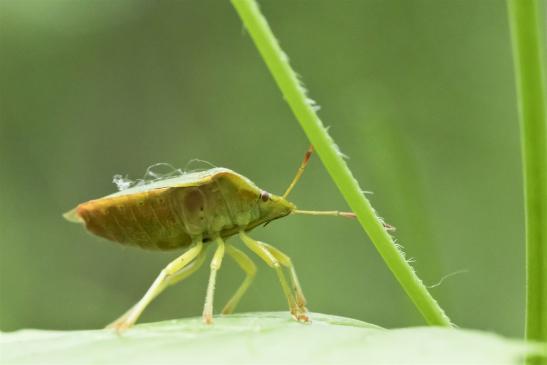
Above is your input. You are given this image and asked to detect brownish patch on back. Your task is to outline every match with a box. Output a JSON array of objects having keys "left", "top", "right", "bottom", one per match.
[{"left": 184, "top": 189, "right": 205, "bottom": 213}]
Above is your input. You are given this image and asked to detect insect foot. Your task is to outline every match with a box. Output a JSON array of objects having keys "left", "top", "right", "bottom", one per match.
[
  {"left": 202, "top": 313, "right": 214, "bottom": 325},
  {"left": 293, "top": 294, "right": 309, "bottom": 323},
  {"left": 105, "top": 318, "right": 133, "bottom": 333},
  {"left": 291, "top": 308, "right": 311, "bottom": 324}
]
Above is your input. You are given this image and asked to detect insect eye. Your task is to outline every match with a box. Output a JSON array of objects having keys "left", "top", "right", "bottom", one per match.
[{"left": 260, "top": 191, "right": 271, "bottom": 202}]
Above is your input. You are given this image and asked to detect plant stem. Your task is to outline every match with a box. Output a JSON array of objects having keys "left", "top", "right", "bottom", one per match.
[
  {"left": 507, "top": 0, "right": 547, "bottom": 347},
  {"left": 231, "top": 0, "right": 452, "bottom": 327}
]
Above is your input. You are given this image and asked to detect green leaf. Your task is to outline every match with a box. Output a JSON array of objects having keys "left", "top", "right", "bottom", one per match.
[{"left": 1, "top": 312, "right": 544, "bottom": 364}]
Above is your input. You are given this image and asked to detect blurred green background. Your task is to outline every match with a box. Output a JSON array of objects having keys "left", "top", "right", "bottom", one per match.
[{"left": 1, "top": 0, "right": 543, "bottom": 338}]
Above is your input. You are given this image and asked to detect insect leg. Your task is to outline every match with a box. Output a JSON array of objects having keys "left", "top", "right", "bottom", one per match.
[
  {"left": 239, "top": 231, "right": 309, "bottom": 323},
  {"left": 106, "top": 249, "right": 208, "bottom": 328},
  {"left": 105, "top": 249, "right": 207, "bottom": 329},
  {"left": 202, "top": 236, "right": 226, "bottom": 324},
  {"left": 221, "top": 244, "right": 257, "bottom": 315},
  {"left": 167, "top": 247, "right": 208, "bottom": 287},
  {"left": 106, "top": 240, "right": 203, "bottom": 332},
  {"left": 259, "top": 242, "right": 307, "bottom": 311}
]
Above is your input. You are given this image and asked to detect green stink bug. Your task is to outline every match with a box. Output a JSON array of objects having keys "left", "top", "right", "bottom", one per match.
[{"left": 64, "top": 147, "right": 358, "bottom": 330}]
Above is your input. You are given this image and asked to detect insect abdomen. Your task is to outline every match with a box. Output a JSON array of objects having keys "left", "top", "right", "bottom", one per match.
[{"left": 77, "top": 190, "right": 193, "bottom": 250}]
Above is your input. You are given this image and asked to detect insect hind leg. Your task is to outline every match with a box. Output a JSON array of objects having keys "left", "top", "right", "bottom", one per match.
[
  {"left": 239, "top": 231, "right": 309, "bottom": 323},
  {"left": 106, "top": 240, "right": 204, "bottom": 332},
  {"left": 167, "top": 247, "right": 208, "bottom": 287},
  {"left": 106, "top": 251, "right": 207, "bottom": 329},
  {"left": 221, "top": 244, "right": 257, "bottom": 315}
]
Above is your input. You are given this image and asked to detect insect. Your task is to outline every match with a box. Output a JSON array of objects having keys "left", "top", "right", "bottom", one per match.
[{"left": 64, "top": 147, "right": 358, "bottom": 331}]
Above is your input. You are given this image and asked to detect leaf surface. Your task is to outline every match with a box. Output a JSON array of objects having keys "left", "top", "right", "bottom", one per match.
[{"left": 1, "top": 312, "right": 544, "bottom": 365}]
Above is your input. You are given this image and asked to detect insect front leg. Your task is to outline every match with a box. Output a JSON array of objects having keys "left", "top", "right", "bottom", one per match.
[
  {"left": 202, "top": 236, "right": 226, "bottom": 324},
  {"left": 259, "top": 242, "right": 307, "bottom": 311},
  {"left": 239, "top": 231, "right": 309, "bottom": 323},
  {"left": 106, "top": 240, "right": 203, "bottom": 332},
  {"left": 221, "top": 244, "right": 257, "bottom": 315}
]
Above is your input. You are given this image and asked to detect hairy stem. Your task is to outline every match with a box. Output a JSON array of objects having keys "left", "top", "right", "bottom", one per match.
[
  {"left": 231, "top": 0, "right": 452, "bottom": 327},
  {"left": 507, "top": 0, "right": 547, "bottom": 348}
]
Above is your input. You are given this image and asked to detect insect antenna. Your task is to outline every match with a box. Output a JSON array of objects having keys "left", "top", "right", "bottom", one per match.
[
  {"left": 293, "top": 210, "right": 356, "bottom": 218},
  {"left": 282, "top": 145, "right": 314, "bottom": 199},
  {"left": 285, "top": 145, "right": 396, "bottom": 231},
  {"left": 293, "top": 209, "right": 396, "bottom": 230}
]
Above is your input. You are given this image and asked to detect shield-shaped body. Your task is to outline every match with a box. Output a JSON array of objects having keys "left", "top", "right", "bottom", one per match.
[{"left": 64, "top": 168, "right": 295, "bottom": 250}]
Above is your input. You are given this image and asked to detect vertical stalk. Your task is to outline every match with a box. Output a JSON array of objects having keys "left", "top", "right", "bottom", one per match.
[
  {"left": 507, "top": 0, "right": 547, "bottom": 349},
  {"left": 231, "top": 0, "right": 452, "bottom": 326}
]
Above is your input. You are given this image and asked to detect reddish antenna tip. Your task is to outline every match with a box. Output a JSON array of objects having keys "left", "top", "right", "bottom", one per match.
[
  {"left": 303, "top": 145, "right": 313, "bottom": 163},
  {"left": 282, "top": 145, "right": 314, "bottom": 199}
]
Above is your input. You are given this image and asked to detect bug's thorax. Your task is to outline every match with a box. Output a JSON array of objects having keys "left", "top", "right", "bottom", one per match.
[{"left": 208, "top": 172, "right": 295, "bottom": 232}]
